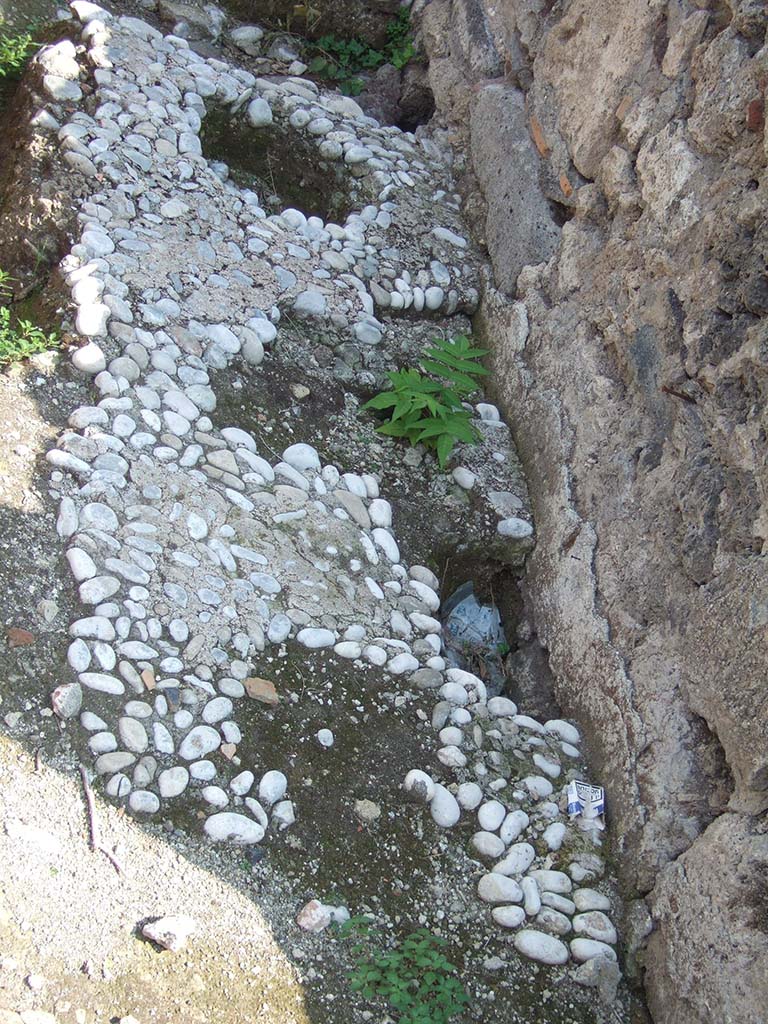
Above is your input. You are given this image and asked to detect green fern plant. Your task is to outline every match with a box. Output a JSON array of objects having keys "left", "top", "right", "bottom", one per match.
[
  {"left": 362, "top": 334, "right": 488, "bottom": 469},
  {"left": 337, "top": 919, "right": 469, "bottom": 1024}
]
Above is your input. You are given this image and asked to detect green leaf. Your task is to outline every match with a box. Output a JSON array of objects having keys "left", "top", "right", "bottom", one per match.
[
  {"left": 457, "top": 343, "right": 489, "bottom": 358},
  {"left": 422, "top": 346, "right": 489, "bottom": 375},
  {"left": 362, "top": 391, "right": 399, "bottom": 411},
  {"left": 423, "top": 355, "right": 485, "bottom": 382},
  {"left": 361, "top": 48, "right": 383, "bottom": 67},
  {"left": 436, "top": 432, "right": 455, "bottom": 468},
  {"left": 412, "top": 418, "right": 454, "bottom": 441},
  {"left": 341, "top": 77, "right": 364, "bottom": 96},
  {"left": 390, "top": 43, "right": 414, "bottom": 69},
  {"left": 431, "top": 334, "right": 488, "bottom": 359},
  {"left": 390, "top": 398, "right": 415, "bottom": 423},
  {"left": 417, "top": 415, "right": 476, "bottom": 445},
  {"left": 390, "top": 370, "right": 442, "bottom": 394},
  {"left": 420, "top": 361, "right": 484, "bottom": 396},
  {"left": 377, "top": 419, "right": 411, "bottom": 438}
]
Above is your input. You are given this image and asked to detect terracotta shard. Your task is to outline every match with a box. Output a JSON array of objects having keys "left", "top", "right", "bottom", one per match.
[
  {"left": 244, "top": 676, "right": 279, "bottom": 706},
  {"left": 530, "top": 115, "right": 551, "bottom": 158},
  {"left": 7, "top": 627, "right": 35, "bottom": 647},
  {"left": 141, "top": 667, "right": 156, "bottom": 690},
  {"left": 746, "top": 97, "right": 764, "bottom": 133}
]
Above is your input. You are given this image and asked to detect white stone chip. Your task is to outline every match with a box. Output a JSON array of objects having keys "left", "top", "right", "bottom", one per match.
[
  {"left": 142, "top": 915, "right": 196, "bottom": 951},
  {"left": 430, "top": 784, "right": 460, "bottom": 828},
  {"left": 258, "top": 770, "right": 287, "bottom": 807},
  {"left": 570, "top": 938, "right": 618, "bottom": 963},
  {"left": 297, "top": 627, "right": 335, "bottom": 649},
  {"left": 204, "top": 812, "right": 265, "bottom": 844},
  {"left": 492, "top": 905, "right": 526, "bottom": 928},
  {"left": 477, "top": 874, "right": 523, "bottom": 904},
  {"left": 514, "top": 929, "right": 569, "bottom": 965}
]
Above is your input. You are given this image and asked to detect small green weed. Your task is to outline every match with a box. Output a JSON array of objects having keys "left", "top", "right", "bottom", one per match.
[
  {"left": 0, "top": 307, "right": 59, "bottom": 365},
  {"left": 337, "top": 918, "right": 469, "bottom": 1024},
  {"left": 362, "top": 334, "right": 488, "bottom": 469},
  {"left": 384, "top": 7, "right": 417, "bottom": 69},
  {"left": 0, "top": 270, "right": 59, "bottom": 367},
  {"left": 308, "top": 9, "right": 415, "bottom": 96},
  {"left": 0, "top": 24, "right": 37, "bottom": 79},
  {"left": 0, "top": 268, "right": 13, "bottom": 301}
]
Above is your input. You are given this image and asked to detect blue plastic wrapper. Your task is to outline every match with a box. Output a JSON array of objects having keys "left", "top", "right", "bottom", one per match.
[{"left": 442, "top": 582, "right": 508, "bottom": 695}]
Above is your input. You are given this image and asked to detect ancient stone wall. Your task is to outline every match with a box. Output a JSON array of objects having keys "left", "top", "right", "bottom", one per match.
[{"left": 415, "top": 0, "right": 768, "bottom": 1020}]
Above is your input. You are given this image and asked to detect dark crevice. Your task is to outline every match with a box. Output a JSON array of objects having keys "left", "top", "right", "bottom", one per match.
[
  {"left": 547, "top": 198, "right": 575, "bottom": 227},
  {"left": 397, "top": 97, "right": 435, "bottom": 133},
  {"left": 199, "top": 104, "right": 355, "bottom": 222},
  {"left": 687, "top": 711, "right": 735, "bottom": 816},
  {"left": 396, "top": 66, "right": 435, "bottom": 132},
  {"left": 651, "top": 13, "right": 669, "bottom": 68}
]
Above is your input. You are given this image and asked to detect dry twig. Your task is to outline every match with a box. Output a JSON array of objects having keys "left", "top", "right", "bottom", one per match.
[{"left": 79, "top": 763, "right": 124, "bottom": 875}]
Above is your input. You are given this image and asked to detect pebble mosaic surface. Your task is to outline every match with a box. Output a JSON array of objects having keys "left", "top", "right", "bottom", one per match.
[{"left": 34, "top": 0, "right": 620, "bottom": 978}]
